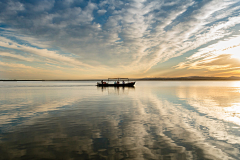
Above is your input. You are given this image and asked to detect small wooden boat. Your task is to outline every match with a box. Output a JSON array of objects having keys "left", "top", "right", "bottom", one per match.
[{"left": 97, "top": 78, "right": 135, "bottom": 87}]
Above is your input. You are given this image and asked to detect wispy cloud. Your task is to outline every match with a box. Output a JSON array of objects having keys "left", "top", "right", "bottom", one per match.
[
  {"left": 0, "top": 0, "right": 240, "bottom": 78},
  {"left": 0, "top": 61, "right": 33, "bottom": 69},
  {"left": 0, "top": 52, "right": 34, "bottom": 62},
  {"left": 0, "top": 36, "right": 93, "bottom": 68}
]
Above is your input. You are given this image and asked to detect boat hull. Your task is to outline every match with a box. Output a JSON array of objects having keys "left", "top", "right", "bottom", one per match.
[{"left": 97, "top": 82, "right": 135, "bottom": 87}]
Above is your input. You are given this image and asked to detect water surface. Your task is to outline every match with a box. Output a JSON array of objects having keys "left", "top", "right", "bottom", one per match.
[{"left": 0, "top": 81, "right": 240, "bottom": 160}]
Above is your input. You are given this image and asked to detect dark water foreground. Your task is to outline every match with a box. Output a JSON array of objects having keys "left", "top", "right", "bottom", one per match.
[{"left": 0, "top": 81, "right": 240, "bottom": 160}]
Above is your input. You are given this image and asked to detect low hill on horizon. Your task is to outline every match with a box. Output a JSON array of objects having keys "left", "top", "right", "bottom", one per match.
[{"left": 138, "top": 76, "right": 240, "bottom": 80}]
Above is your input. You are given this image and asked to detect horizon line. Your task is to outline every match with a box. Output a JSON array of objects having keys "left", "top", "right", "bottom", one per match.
[{"left": 1, "top": 76, "right": 240, "bottom": 81}]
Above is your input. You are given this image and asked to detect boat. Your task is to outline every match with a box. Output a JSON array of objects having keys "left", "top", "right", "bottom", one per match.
[{"left": 97, "top": 78, "right": 135, "bottom": 87}]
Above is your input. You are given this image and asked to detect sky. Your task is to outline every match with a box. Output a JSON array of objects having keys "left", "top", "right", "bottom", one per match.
[{"left": 0, "top": 0, "right": 240, "bottom": 79}]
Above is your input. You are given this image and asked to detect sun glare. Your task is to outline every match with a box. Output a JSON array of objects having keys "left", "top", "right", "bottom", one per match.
[
  {"left": 231, "top": 54, "right": 240, "bottom": 60},
  {"left": 218, "top": 37, "right": 240, "bottom": 61},
  {"left": 231, "top": 81, "right": 240, "bottom": 88},
  {"left": 205, "top": 36, "right": 240, "bottom": 61},
  {"left": 230, "top": 45, "right": 240, "bottom": 60}
]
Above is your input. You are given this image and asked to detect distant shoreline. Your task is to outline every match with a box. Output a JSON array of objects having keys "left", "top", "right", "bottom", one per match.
[{"left": 1, "top": 77, "right": 240, "bottom": 81}]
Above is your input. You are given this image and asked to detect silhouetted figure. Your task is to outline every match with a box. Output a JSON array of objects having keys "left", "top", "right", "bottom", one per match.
[
  {"left": 101, "top": 80, "right": 103, "bottom": 84},
  {"left": 122, "top": 81, "right": 125, "bottom": 84}
]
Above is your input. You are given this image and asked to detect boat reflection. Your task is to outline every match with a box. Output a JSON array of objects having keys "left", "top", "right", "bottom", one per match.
[{"left": 97, "top": 86, "right": 135, "bottom": 95}]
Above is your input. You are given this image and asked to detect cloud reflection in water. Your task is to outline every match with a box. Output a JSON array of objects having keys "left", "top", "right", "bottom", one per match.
[{"left": 0, "top": 81, "right": 240, "bottom": 159}]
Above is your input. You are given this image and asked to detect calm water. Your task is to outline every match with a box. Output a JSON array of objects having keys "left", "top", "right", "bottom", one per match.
[{"left": 0, "top": 81, "right": 240, "bottom": 160}]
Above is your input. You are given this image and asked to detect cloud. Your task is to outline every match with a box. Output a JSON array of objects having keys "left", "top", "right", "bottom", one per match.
[
  {"left": 175, "top": 35, "right": 240, "bottom": 72},
  {"left": 0, "top": 0, "right": 240, "bottom": 78},
  {"left": 0, "top": 52, "right": 34, "bottom": 62},
  {"left": 0, "top": 36, "right": 93, "bottom": 68},
  {"left": 97, "top": 9, "right": 107, "bottom": 15},
  {"left": 0, "top": 61, "right": 33, "bottom": 69}
]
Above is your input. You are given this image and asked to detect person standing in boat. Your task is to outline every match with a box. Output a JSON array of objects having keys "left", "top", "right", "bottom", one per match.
[
  {"left": 122, "top": 81, "right": 125, "bottom": 84},
  {"left": 101, "top": 80, "right": 103, "bottom": 84}
]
